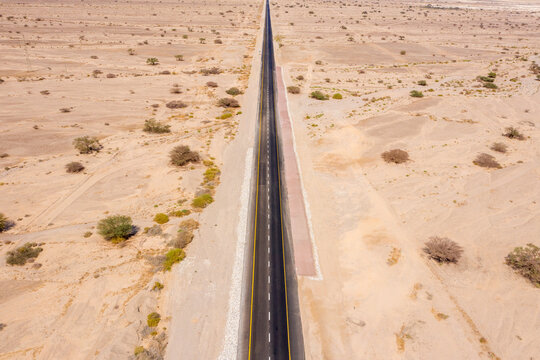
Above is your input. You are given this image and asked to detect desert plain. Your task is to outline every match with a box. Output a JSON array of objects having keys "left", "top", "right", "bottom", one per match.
[{"left": 1, "top": 0, "right": 540, "bottom": 359}]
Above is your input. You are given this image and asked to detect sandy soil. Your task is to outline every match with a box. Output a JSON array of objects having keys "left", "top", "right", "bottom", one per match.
[
  {"left": 271, "top": 0, "right": 540, "bottom": 359},
  {"left": 0, "top": 0, "right": 261, "bottom": 358}
]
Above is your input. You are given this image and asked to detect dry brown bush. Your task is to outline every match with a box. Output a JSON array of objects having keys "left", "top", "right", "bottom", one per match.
[
  {"left": 200, "top": 67, "right": 222, "bottom": 76},
  {"left": 65, "top": 162, "right": 85, "bottom": 173},
  {"left": 206, "top": 81, "right": 218, "bottom": 88},
  {"left": 424, "top": 237, "right": 463, "bottom": 263},
  {"left": 473, "top": 153, "right": 501, "bottom": 169},
  {"left": 287, "top": 86, "right": 300, "bottom": 94},
  {"left": 170, "top": 145, "right": 199, "bottom": 166},
  {"left": 218, "top": 98, "right": 240, "bottom": 108},
  {"left": 166, "top": 100, "right": 187, "bottom": 109},
  {"left": 490, "top": 142, "right": 507, "bottom": 153},
  {"left": 381, "top": 149, "right": 409, "bottom": 164}
]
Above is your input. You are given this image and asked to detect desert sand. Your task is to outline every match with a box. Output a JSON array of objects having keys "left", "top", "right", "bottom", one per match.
[
  {"left": 0, "top": 0, "right": 262, "bottom": 359},
  {"left": 271, "top": 0, "right": 540, "bottom": 359}
]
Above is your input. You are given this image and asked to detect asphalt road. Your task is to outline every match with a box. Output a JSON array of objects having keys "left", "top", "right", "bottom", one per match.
[{"left": 245, "top": 2, "right": 303, "bottom": 360}]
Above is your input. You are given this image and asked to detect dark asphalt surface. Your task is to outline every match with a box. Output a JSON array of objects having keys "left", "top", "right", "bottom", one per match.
[{"left": 245, "top": 2, "right": 304, "bottom": 360}]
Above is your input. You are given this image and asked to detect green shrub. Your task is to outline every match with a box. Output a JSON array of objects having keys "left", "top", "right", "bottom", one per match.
[
  {"left": 170, "top": 145, "right": 200, "bottom": 166},
  {"left": 488, "top": 72, "right": 497, "bottom": 78},
  {"left": 478, "top": 76, "right": 494, "bottom": 83},
  {"left": 505, "top": 244, "right": 540, "bottom": 287},
  {"left": 147, "top": 312, "right": 161, "bottom": 327},
  {"left": 203, "top": 167, "right": 220, "bottom": 183},
  {"left": 175, "top": 54, "right": 184, "bottom": 61},
  {"left": 417, "top": 80, "right": 427, "bottom": 86},
  {"left": 146, "top": 58, "right": 159, "bottom": 65},
  {"left": 152, "top": 282, "right": 164, "bottom": 291},
  {"left": 170, "top": 209, "right": 191, "bottom": 217},
  {"left": 97, "top": 215, "right": 133, "bottom": 241},
  {"left": 218, "top": 112, "right": 233, "bottom": 120},
  {"left": 484, "top": 82, "right": 497, "bottom": 89},
  {"left": 409, "top": 90, "right": 424, "bottom": 98},
  {"left": 310, "top": 91, "right": 329, "bottom": 100},
  {"left": 225, "top": 87, "right": 242, "bottom": 96},
  {"left": 503, "top": 127, "right": 525, "bottom": 140},
  {"left": 192, "top": 194, "right": 214, "bottom": 208},
  {"left": 154, "top": 213, "right": 169, "bottom": 224},
  {"left": 83, "top": 231, "right": 92, "bottom": 238},
  {"left": 6, "top": 243, "right": 43, "bottom": 266},
  {"left": 332, "top": 93, "right": 342, "bottom": 100},
  {"left": 163, "top": 248, "right": 185, "bottom": 271},
  {"left": 73, "top": 136, "right": 102, "bottom": 154},
  {"left": 144, "top": 119, "right": 171, "bottom": 134},
  {"left": 134, "top": 346, "right": 145, "bottom": 356},
  {"left": 287, "top": 86, "right": 300, "bottom": 94}
]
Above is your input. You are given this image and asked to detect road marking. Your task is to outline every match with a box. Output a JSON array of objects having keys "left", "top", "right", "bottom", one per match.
[
  {"left": 268, "top": 311, "right": 270, "bottom": 320},
  {"left": 268, "top": 333, "right": 271, "bottom": 343}
]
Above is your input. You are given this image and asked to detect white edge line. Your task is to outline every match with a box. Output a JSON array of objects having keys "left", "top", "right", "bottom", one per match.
[
  {"left": 218, "top": 147, "right": 254, "bottom": 360},
  {"left": 279, "top": 66, "right": 322, "bottom": 281}
]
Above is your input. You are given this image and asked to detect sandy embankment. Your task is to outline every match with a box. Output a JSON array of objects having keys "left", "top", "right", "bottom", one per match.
[
  {"left": 0, "top": 0, "right": 262, "bottom": 358},
  {"left": 271, "top": 0, "right": 540, "bottom": 359}
]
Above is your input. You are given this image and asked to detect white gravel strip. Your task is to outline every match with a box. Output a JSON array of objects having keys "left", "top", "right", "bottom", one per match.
[
  {"left": 281, "top": 66, "right": 323, "bottom": 281},
  {"left": 218, "top": 147, "right": 254, "bottom": 360}
]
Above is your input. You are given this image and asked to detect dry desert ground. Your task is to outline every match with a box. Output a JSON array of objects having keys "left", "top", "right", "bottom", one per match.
[{"left": 271, "top": 0, "right": 540, "bottom": 359}]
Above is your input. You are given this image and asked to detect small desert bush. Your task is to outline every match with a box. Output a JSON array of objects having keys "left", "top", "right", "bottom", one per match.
[
  {"left": 143, "top": 119, "right": 171, "bottom": 134},
  {"left": 73, "top": 136, "right": 102, "bottom": 154},
  {"left": 147, "top": 312, "right": 161, "bottom": 327},
  {"left": 310, "top": 91, "right": 328, "bottom": 100},
  {"left": 296, "top": 75, "right": 304, "bottom": 81},
  {"left": 400, "top": 50, "right": 406, "bottom": 55},
  {"left": 409, "top": 90, "right": 424, "bottom": 98},
  {"left": 192, "top": 194, "right": 213, "bottom": 208},
  {"left": 83, "top": 231, "right": 92, "bottom": 238},
  {"left": 505, "top": 244, "right": 540, "bottom": 287},
  {"left": 180, "top": 218, "right": 199, "bottom": 231},
  {"left": 0, "top": 213, "right": 9, "bottom": 232},
  {"left": 381, "top": 149, "right": 409, "bottom": 164},
  {"left": 417, "top": 80, "right": 427, "bottom": 86},
  {"left": 490, "top": 142, "right": 507, "bottom": 153},
  {"left": 206, "top": 81, "right": 218, "bottom": 88},
  {"left": 163, "top": 248, "right": 185, "bottom": 271},
  {"left": 424, "top": 237, "right": 463, "bottom": 263},
  {"left": 332, "top": 93, "right": 343, "bottom": 100},
  {"left": 484, "top": 82, "right": 498, "bottom": 89},
  {"left": 218, "top": 98, "right": 240, "bottom": 108},
  {"left": 171, "top": 229, "right": 193, "bottom": 249},
  {"left": 134, "top": 346, "right": 145, "bottom": 356},
  {"left": 170, "top": 145, "right": 199, "bottom": 166},
  {"left": 170, "top": 209, "right": 190, "bottom": 217},
  {"left": 225, "top": 87, "right": 242, "bottom": 96},
  {"left": 146, "top": 57, "right": 159, "bottom": 65},
  {"left": 6, "top": 242, "right": 43, "bottom": 266},
  {"left": 65, "top": 161, "right": 85, "bottom": 173},
  {"left": 287, "top": 86, "right": 300, "bottom": 94},
  {"left": 154, "top": 213, "right": 169, "bottom": 224},
  {"left": 200, "top": 67, "right": 222, "bottom": 76},
  {"left": 166, "top": 100, "right": 187, "bottom": 109},
  {"left": 175, "top": 54, "right": 184, "bottom": 61},
  {"left": 97, "top": 215, "right": 133, "bottom": 242},
  {"left": 473, "top": 153, "right": 501, "bottom": 169},
  {"left": 152, "top": 282, "right": 164, "bottom": 291},
  {"left": 503, "top": 127, "right": 525, "bottom": 140}
]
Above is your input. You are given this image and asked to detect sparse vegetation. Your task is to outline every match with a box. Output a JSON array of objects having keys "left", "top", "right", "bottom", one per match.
[
  {"left": 6, "top": 242, "right": 43, "bottom": 266},
  {"left": 381, "top": 149, "right": 409, "bottom": 164},
  {"left": 147, "top": 312, "right": 161, "bottom": 327},
  {"left": 163, "top": 248, "right": 185, "bottom": 271},
  {"left": 287, "top": 86, "right": 300, "bottom": 94},
  {"left": 73, "top": 136, "right": 102, "bottom": 154},
  {"left": 154, "top": 213, "right": 169, "bottom": 224},
  {"left": 503, "top": 127, "right": 525, "bottom": 140},
  {"left": 192, "top": 194, "right": 213, "bottom": 208},
  {"left": 170, "top": 145, "right": 199, "bottom": 166},
  {"left": 424, "top": 237, "right": 463, "bottom": 263},
  {"left": 97, "top": 215, "right": 133, "bottom": 242},
  {"left": 152, "top": 282, "right": 164, "bottom": 291},
  {"left": 0, "top": 213, "right": 10, "bottom": 232},
  {"left": 166, "top": 100, "right": 187, "bottom": 109},
  {"left": 409, "top": 90, "right": 424, "bottom": 98},
  {"left": 490, "top": 142, "right": 507, "bottom": 153},
  {"left": 310, "top": 91, "right": 329, "bottom": 100},
  {"left": 505, "top": 244, "right": 540, "bottom": 287},
  {"left": 218, "top": 98, "right": 240, "bottom": 108},
  {"left": 473, "top": 153, "right": 501, "bottom": 169},
  {"left": 146, "top": 57, "right": 159, "bottom": 65},
  {"left": 143, "top": 119, "right": 171, "bottom": 134},
  {"left": 65, "top": 161, "right": 85, "bottom": 173},
  {"left": 226, "top": 87, "right": 242, "bottom": 96},
  {"left": 200, "top": 67, "right": 222, "bottom": 76}
]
